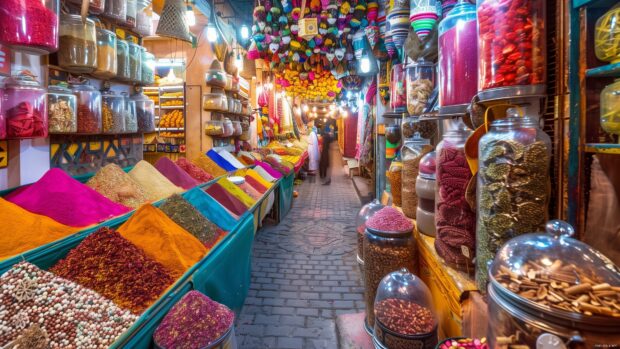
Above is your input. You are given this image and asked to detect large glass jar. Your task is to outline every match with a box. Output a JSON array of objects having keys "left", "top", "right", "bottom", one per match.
[
  {"left": 355, "top": 199, "right": 384, "bottom": 266},
  {"left": 401, "top": 135, "right": 432, "bottom": 219},
  {"left": 142, "top": 50, "right": 156, "bottom": 85},
  {"left": 128, "top": 41, "right": 143, "bottom": 83},
  {"left": 124, "top": 93, "right": 137, "bottom": 133},
  {"left": 416, "top": 151, "right": 436, "bottom": 237},
  {"left": 438, "top": 0, "right": 477, "bottom": 114},
  {"left": 72, "top": 84, "right": 102, "bottom": 134},
  {"left": 132, "top": 92, "right": 156, "bottom": 133},
  {"left": 123, "top": 0, "right": 137, "bottom": 28},
  {"left": 373, "top": 268, "right": 438, "bottom": 349},
  {"left": 2, "top": 74, "right": 48, "bottom": 139},
  {"left": 364, "top": 223, "right": 416, "bottom": 331},
  {"left": 434, "top": 120, "right": 475, "bottom": 271},
  {"left": 385, "top": 122, "right": 401, "bottom": 160},
  {"left": 48, "top": 85, "right": 77, "bottom": 134},
  {"left": 600, "top": 79, "right": 620, "bottom": 138},
  {"left": 93, "top": 27, "right": 117, "bottom": 79},
  {"left": 222, "top": 118, "right": 234, "bottom": 137},
  {"left": 390, "top": 63, "right": 407, "bottom": 113},
  {"left": 116, "top": 39, "right": 130, "bottom": 81},
  {"left": 487, "top": 220, "right": 620, "bottom": 348},
  {"left": 595, "top": 4, "right": 620, "bottom": 64},
  {"left": 0, "top": 0, "right": 59, "bottom": 54},
  {"left": 402, "top": 116, "right": 438, "bottom": 140},
  {"left": 101, "top": 90, "right": 126, "bottom": 134},
  {"left": 476, "top": 114, "right": 551, "bottom": 290},
  {"left": 477, "top": 0, "right": 546, "bottom": 99},
  {"left": 135, "top": 8, "right": 153, "bottom": 37},
  {"left": 58, "top": 14, "right": 97, "bottom": 73},
  {"left": 387, "top": 160, "right": 403, "bottom": 207},
  {"left": 406, "top": 59, "right": 435, "bottom": 116},
  {"left": 67, "top": 0, "right": 104, "bottom": 14},
  {"left": 103, "top": 0, "right": 127, "bottom": 22}
]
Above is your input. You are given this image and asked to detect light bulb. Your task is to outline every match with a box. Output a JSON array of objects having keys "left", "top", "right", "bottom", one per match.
[
  {"left": 240, "top": 25, "right": 250, "bottom": 40},
  {"left": 302, "top": 105, "right": 309, "bottom": 112},
  {"left": 207, "top": 23, "right": 218, "bottom": 42},
  {"left": 186, "top": 6, "right": 196, "bottom": 26},
  {"left": 312, "top": 106, "right": 317, "bottom": 112},
  {"left": 360, "top": 56, "right": 371, "bottom": 73}
]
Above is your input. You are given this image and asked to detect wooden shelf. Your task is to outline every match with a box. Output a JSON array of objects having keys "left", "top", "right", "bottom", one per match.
[
  {"left": 159, "top": 106, "right": 184, "bottom": 110},
  {"left": 156, "top": 127, "right": 185, "bottom": 131},
  {"left": 586, "top": 62, "right": 620, "bottom": 78},
  {"left": 584, "top": 143, "right": 620, "bottom": 154}
]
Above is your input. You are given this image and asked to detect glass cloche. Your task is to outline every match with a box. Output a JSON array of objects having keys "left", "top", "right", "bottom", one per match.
[
  {"left": 373, "top": 268, "right": 438, "bottom": 349},
  {"left": 488, "top": 220, "right": 620, "bottom": 349},
  {"left": 356, "top": 199, "right": 385, "bottom": 262}
]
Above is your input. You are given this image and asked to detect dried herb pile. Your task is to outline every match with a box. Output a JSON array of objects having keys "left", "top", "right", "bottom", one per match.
[
  {"left": 193, "top": 154, "right": 227, "bottom": 177},
  {"left": 159, "top": 195, "right": 224, "bottom": 248},
  {"left": 153, "top": 291, "right": 234, "bottom": 349},
  {"left": 50, "top": 227, "right": 175, "bottom": 314},
  {"left": 86, "top": 163, "right": 149, "bottom": 209},
  {"left": 128, "top": 160, "right": 183, "bottom": 202},
  {"left": 0, "top": 262, "right": 137, "bottom": 347},
  {"left": 175, "top": 158, "right": 214, "bottom": 183}
]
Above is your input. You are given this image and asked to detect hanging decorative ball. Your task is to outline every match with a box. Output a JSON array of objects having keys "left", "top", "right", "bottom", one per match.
[{"left": 409, "top": 0, "right": 439, "bottom": 40}]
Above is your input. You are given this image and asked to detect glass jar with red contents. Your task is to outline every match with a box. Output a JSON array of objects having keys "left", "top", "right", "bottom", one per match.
[
  {"left": 71, "top": 83, "right": 102, "bottom": 134},
  {"left": 390, "top": 63, "right": 407, "bottom": 113},
  {"left": 434, "top": 119, "right": 475, "bottom": 272},
  {"left": 355, "top": 199, "right": 384, "bottom": 266},
  {"left": 477, "top": 0, "right": 546, "bottom": 100},
  {"left": 67, "top": 0, "right": 105, "bottom": 14},
  {"left": 0, "top": 89, "right": 5, "bottom": 139},
  {"left": 0, "top": 0, "right": 59, "bottom": 54},
  {"left": 438, "top": 0, "right": 478, "bottom": 115},
  {"left": 2, "top": 74, "right": 48, "bottom": 139}
]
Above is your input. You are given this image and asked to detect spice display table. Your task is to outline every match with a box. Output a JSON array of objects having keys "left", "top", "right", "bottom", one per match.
[{"left": 275, "top": 171, "right": 296, "bottom": 222}]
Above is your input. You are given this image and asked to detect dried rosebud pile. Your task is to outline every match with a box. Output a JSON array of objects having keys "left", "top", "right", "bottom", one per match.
[
  {"left": 153, "top": 291, "right": 234, "bottom": 349},
  {"left": 0, "top": 262, "right": 137, "bottom": 348},
  {"left": 439, "top": 337, "right": 488, "bottom": 349},
  {"left": 366, "top": 207, "right": 413, "bottom": 233},
  {"left": 50, "top": 227, "right": 175, "bottom": 314},
  {"left": 375, "top": 298, "right": 435, "bottom": 335}
]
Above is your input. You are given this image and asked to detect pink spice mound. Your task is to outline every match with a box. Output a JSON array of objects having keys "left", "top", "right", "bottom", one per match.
[
  {"left": 153, "top": 291, "right": 234, "bottom": 349},
  {"left": 366, "top": 207, "right": 413, "bottom": 232}
]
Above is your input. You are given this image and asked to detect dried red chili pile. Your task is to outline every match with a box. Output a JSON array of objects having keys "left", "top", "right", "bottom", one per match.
[
  {"left": 153, "top": 291, "right": 234, "bottom": 349},
  {"left": 176, "top": 158, "right": 214, "bottom": 183},
  {"left": 366, "top": 207, "right": 413, "bottom": 232},
  {"left": 6, "top": 102, "right": 46, "bottom": 138},
  {"left": 435, "top": 146, "right": 476, "bottom": 267},
  {"left": 375, "top": 298, "right": 435, "bottom": 335},
  {"left": 50, "top": 227, "right": 175, "bottom": 314},
  {"left": 0, "top": 0, "right": 58, "bottom": 51}
]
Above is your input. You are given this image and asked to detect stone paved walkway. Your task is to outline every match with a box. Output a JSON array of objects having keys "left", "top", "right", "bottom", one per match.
[{"left": 236, "top": 143, "right": 365, "bottom": 349}]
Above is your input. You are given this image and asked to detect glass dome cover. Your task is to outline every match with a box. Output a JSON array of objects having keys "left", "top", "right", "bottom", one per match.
[
  {"left": 356, "top": 199, "right": 384, "bottom": 235},
  {"left": 490, "top": 220, "right": 620, "bottom": 323},
  {"left": 418, "top": 151, "right": 436, "bottom": 179}
]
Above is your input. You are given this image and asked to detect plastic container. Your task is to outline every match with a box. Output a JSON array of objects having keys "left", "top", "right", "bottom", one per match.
[
  {"left": 103, "top": 0, "right": 127, "bottom": 22},
  {"left": 135, "top": 9, "right": 153, "bottom": 37},
  {"left": 0, "top": 0, "right": 59, "bottom": 54},
  {"left": 203, "top": 93, "right": 228, "bottom": 111},
  {"left": 477, "top": 0, "right": 546, "bottom": 100},
  {"left": 142, "top": 50, "right": 156, "bottom": 85},
  {"left": 416, "top": 151, "right": 436, "bottom": 237},
  {"left": 222, "top": 118, "right": 234, "bottom": 137},
  {"left": 401, "top": 135, "right": 432, "bottom": 219},
  {"left": 438, "top": 1, "right": 477, "bottom": 114},
  {"left": 476, "top": 112, "right": 551, "bottom": 290},
  {"left": 132, "top": 92, "right": 156, "bottom": 133},
  {"left": 116, "top": 39, "right": 131, "bottom": 81},
  {"left": 48, "top": 85, "right": 77, "bottom": 134},
  {"left": 58, "top": 14, "right": 97, "bottom": 73},
  {"left": 124, "top": 94, "right": 138, "bottom": 133},
  {"left": 128, "top": 42, "right": 143, "bottom": 83},
  {"left": 364, "top": 225, "right": 416, "bottom": 331},
  {"left": 93, "top": 27, "right": 117, "bottom": 79},
  {"left": 101, "top": 90, "right": 126, "bottom": 134},
  {"left": 600, "top": 79, "right": 620, "bottom": 138},
  {"left": 206, "top": 61, "right": 227, "bottom": 88},
  {"left": 487, "top": 220, "right": 620, "bottom": 348},
  {"left": 390, "top": 63, "right": 407, "bottom": 113},
  {"left": 123, "top": 0, "right": 137, "bottom": 28},
  {"left": 595, "top": 4, "right": 620, "bottom": 64},
  {"left": 2, "top": 74, "right": 48, "bottom": 139},
  {"left": 434, "top": 120, "right": 474, "bottom": 271},
  {"left": 232, "top": 121, "right": 242, "bottom": 136},
  {"left": 406, "top": 59, "right": 435, "bottom": 116},
  {"left": 205, "top": 120, "right": 224, "bottom": 136},
  {"left": 373, "top": 268, "right": 438, "bottom": 349},
  {"left": 356, "top": 199, "right": 384, "bottom": 265},
  {"left": 72, "top": 84, "right": 102, "bottom": 134},
  {"left": 67, "top": 0, "right": 104, "bottom": 14}
]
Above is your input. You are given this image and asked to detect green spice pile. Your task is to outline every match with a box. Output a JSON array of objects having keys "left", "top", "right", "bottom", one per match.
[
  {"left": 159, "top": 194, "right": 223, "bottom": 248},
  {"left": 87, "top": 163, "right": 149, "bottom": 208},
  {"left": 153, "top": 291, "right": 234, "bottom": 349},
  {"left": 0, "top": 262, "right": 137, "bottom": 348},
  {"left": 50, "top": 227, "right": 176, "bottom": 314}
]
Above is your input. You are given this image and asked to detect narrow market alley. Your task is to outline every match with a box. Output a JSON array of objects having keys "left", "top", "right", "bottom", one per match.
[{"left": 236, "top": 144, "right": 365, "bottom": 349}]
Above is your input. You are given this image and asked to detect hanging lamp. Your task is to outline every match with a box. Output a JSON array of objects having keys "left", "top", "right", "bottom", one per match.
[{"left": 156, "top": 0, "right": 192, "bottom": 43}]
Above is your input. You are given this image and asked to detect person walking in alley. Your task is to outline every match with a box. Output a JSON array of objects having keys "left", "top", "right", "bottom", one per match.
[{"left": 319, "top": 121, "right": 334, "bottom": 185}]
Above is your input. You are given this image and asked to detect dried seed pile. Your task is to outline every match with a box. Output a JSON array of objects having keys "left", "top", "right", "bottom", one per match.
[
  {"left": 402, "top": 145, "right": 433, "bottom": 219},
  {"left": 0, "top": 262, "right": 137, "bottom": 348},
  {"left": 366, "top": 207, "right": 414, "bottom": 233},
  {"left": 153, "top": 291, "right": 234, "bottom": 349},
  {"left": 86, "top": 163, "right": 149, "bottom": 209},
  {"left": 159, "top": 194, "right": 223, "bottom": 248},
  {"left": 495, "top": 261, "right": 620, "bottom": 317},
  {"left": 50, "top": 227, "right": 175, "bottom": 314},
  {"left": 407, "top": 79, "right": 434, "bottom": 116},
  {"left": 387, "top": 162, "right": 402, "bottom": 207},
  {"left": 476, "top": 140, "right": 549, "bottom": 289},
  {"left": 374, "top": 299, "right": 437, "bottom": 349}
]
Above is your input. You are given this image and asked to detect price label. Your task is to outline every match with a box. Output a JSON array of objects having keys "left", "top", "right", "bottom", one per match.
[{"left": 461, "top": 245, "right": 470, "bottom": 259}]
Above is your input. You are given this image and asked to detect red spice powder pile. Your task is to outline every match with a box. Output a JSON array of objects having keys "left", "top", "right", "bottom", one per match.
[
  {"left": 0, "top": 0, "right": 58, "bottom": 51},
  {"left": 176, "top": 158, "right": 214, "bottom": 183},
  {"left": 366, "top": 207, "right": 413, "bottom": 232},
  {"left": 50, "top": 227, "right": 175, "bottom": 314},
  {"left": 154, "top": 291, "right": 234, "bottom": 349}
]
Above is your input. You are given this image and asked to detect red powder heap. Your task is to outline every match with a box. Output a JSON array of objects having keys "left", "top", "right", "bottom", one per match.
[
  {"left": 366, "top": 207, "right": 414, "bottom": 232},
  {"left": 175, "top": 158, "right": 214, "bottom": 183}
]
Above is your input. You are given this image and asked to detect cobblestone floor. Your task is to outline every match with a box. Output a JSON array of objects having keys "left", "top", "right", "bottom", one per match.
[{"left": 236, "top": 144, "right": 365, "bottom": 349}]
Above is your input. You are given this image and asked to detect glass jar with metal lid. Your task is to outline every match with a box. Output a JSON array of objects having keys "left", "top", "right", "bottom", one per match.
[
  {"left": 116, "top": 39, "right": 130, "bottom": 81},
  {"left": 101, "top": 90, "right": 126, "bottom": 134},
  {"left": 2, "top": 73, "right": 48, "bottom": 139},
  {"left": 71, "top": 83, "right": 102, "bottom": 134},
  {"left": 93, "top": 27, "right": 117, "bottom": 79},
  {"left": 48, "top": 84, "right": 77, "bottom": 134},
  {"left": 128, "top": 41, "right": 143, "bottom": 83},
  {"left": 58, "top": 14, "right": 97, "bottom": 73},
  {"left": 103, "top": 0, "right": 127, "bottom": 22},
  {"left": 488, "top": 220, "right": 620, "bottom": 349},
  {"left": 406, "top": 59, "right": 435, "bottom": 116}
]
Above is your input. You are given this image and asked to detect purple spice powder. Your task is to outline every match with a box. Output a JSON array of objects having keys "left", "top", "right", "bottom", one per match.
[{"left": 366, "top": 207, "right": 413, "bottom": 232}]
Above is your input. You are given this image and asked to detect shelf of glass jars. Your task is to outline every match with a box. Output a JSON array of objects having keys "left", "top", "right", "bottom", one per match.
[{"left": 586, "top": 62, "right": 620, "bottom": 78}]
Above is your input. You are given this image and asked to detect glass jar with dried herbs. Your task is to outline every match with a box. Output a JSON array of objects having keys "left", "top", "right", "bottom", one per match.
[
  {"left": 124, "top": 93, "right": 138, "bottom": 133},
  {"left": 48, "top": 84, "right": 77, "bottom": 134},
  {"left": 71, "top": 83, "right": 102, "bottom": 134},
  {"left": 116, "top": 39, "right": 130, "bottom": 81},
  {"left": 128, "top": 41, "right": 143, "bottom": 83},
  {"left": 476, "top": 112, "right": 551, "bottom": 290},
  {"left": 401, "top": 134, "right": 432, "bottom": 219}
]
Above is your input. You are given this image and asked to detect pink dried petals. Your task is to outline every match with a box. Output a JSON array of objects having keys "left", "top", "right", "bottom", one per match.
[{"left": 366, "top": 207, "right": 413, "bottom": 232}]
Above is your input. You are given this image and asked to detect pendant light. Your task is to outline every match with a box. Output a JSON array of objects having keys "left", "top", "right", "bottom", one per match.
[{"left": 156, "top": 0, "right": 192, "bottom": 42}]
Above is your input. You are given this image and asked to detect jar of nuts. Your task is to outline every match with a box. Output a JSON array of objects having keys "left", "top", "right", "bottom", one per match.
[
  {"left": 373, "top": 268, "right": 438, "bottom": 349},
  {"left": 355, "top": 199, "right": 384, "bottom": 271},
  {"left": 488, "top": 220, "right": 620, "bottom": 348}
]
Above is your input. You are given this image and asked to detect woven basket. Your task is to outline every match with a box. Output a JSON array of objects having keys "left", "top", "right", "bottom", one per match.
[{"left": 156, "top": 0, "right": 191, "bottom": 42}]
